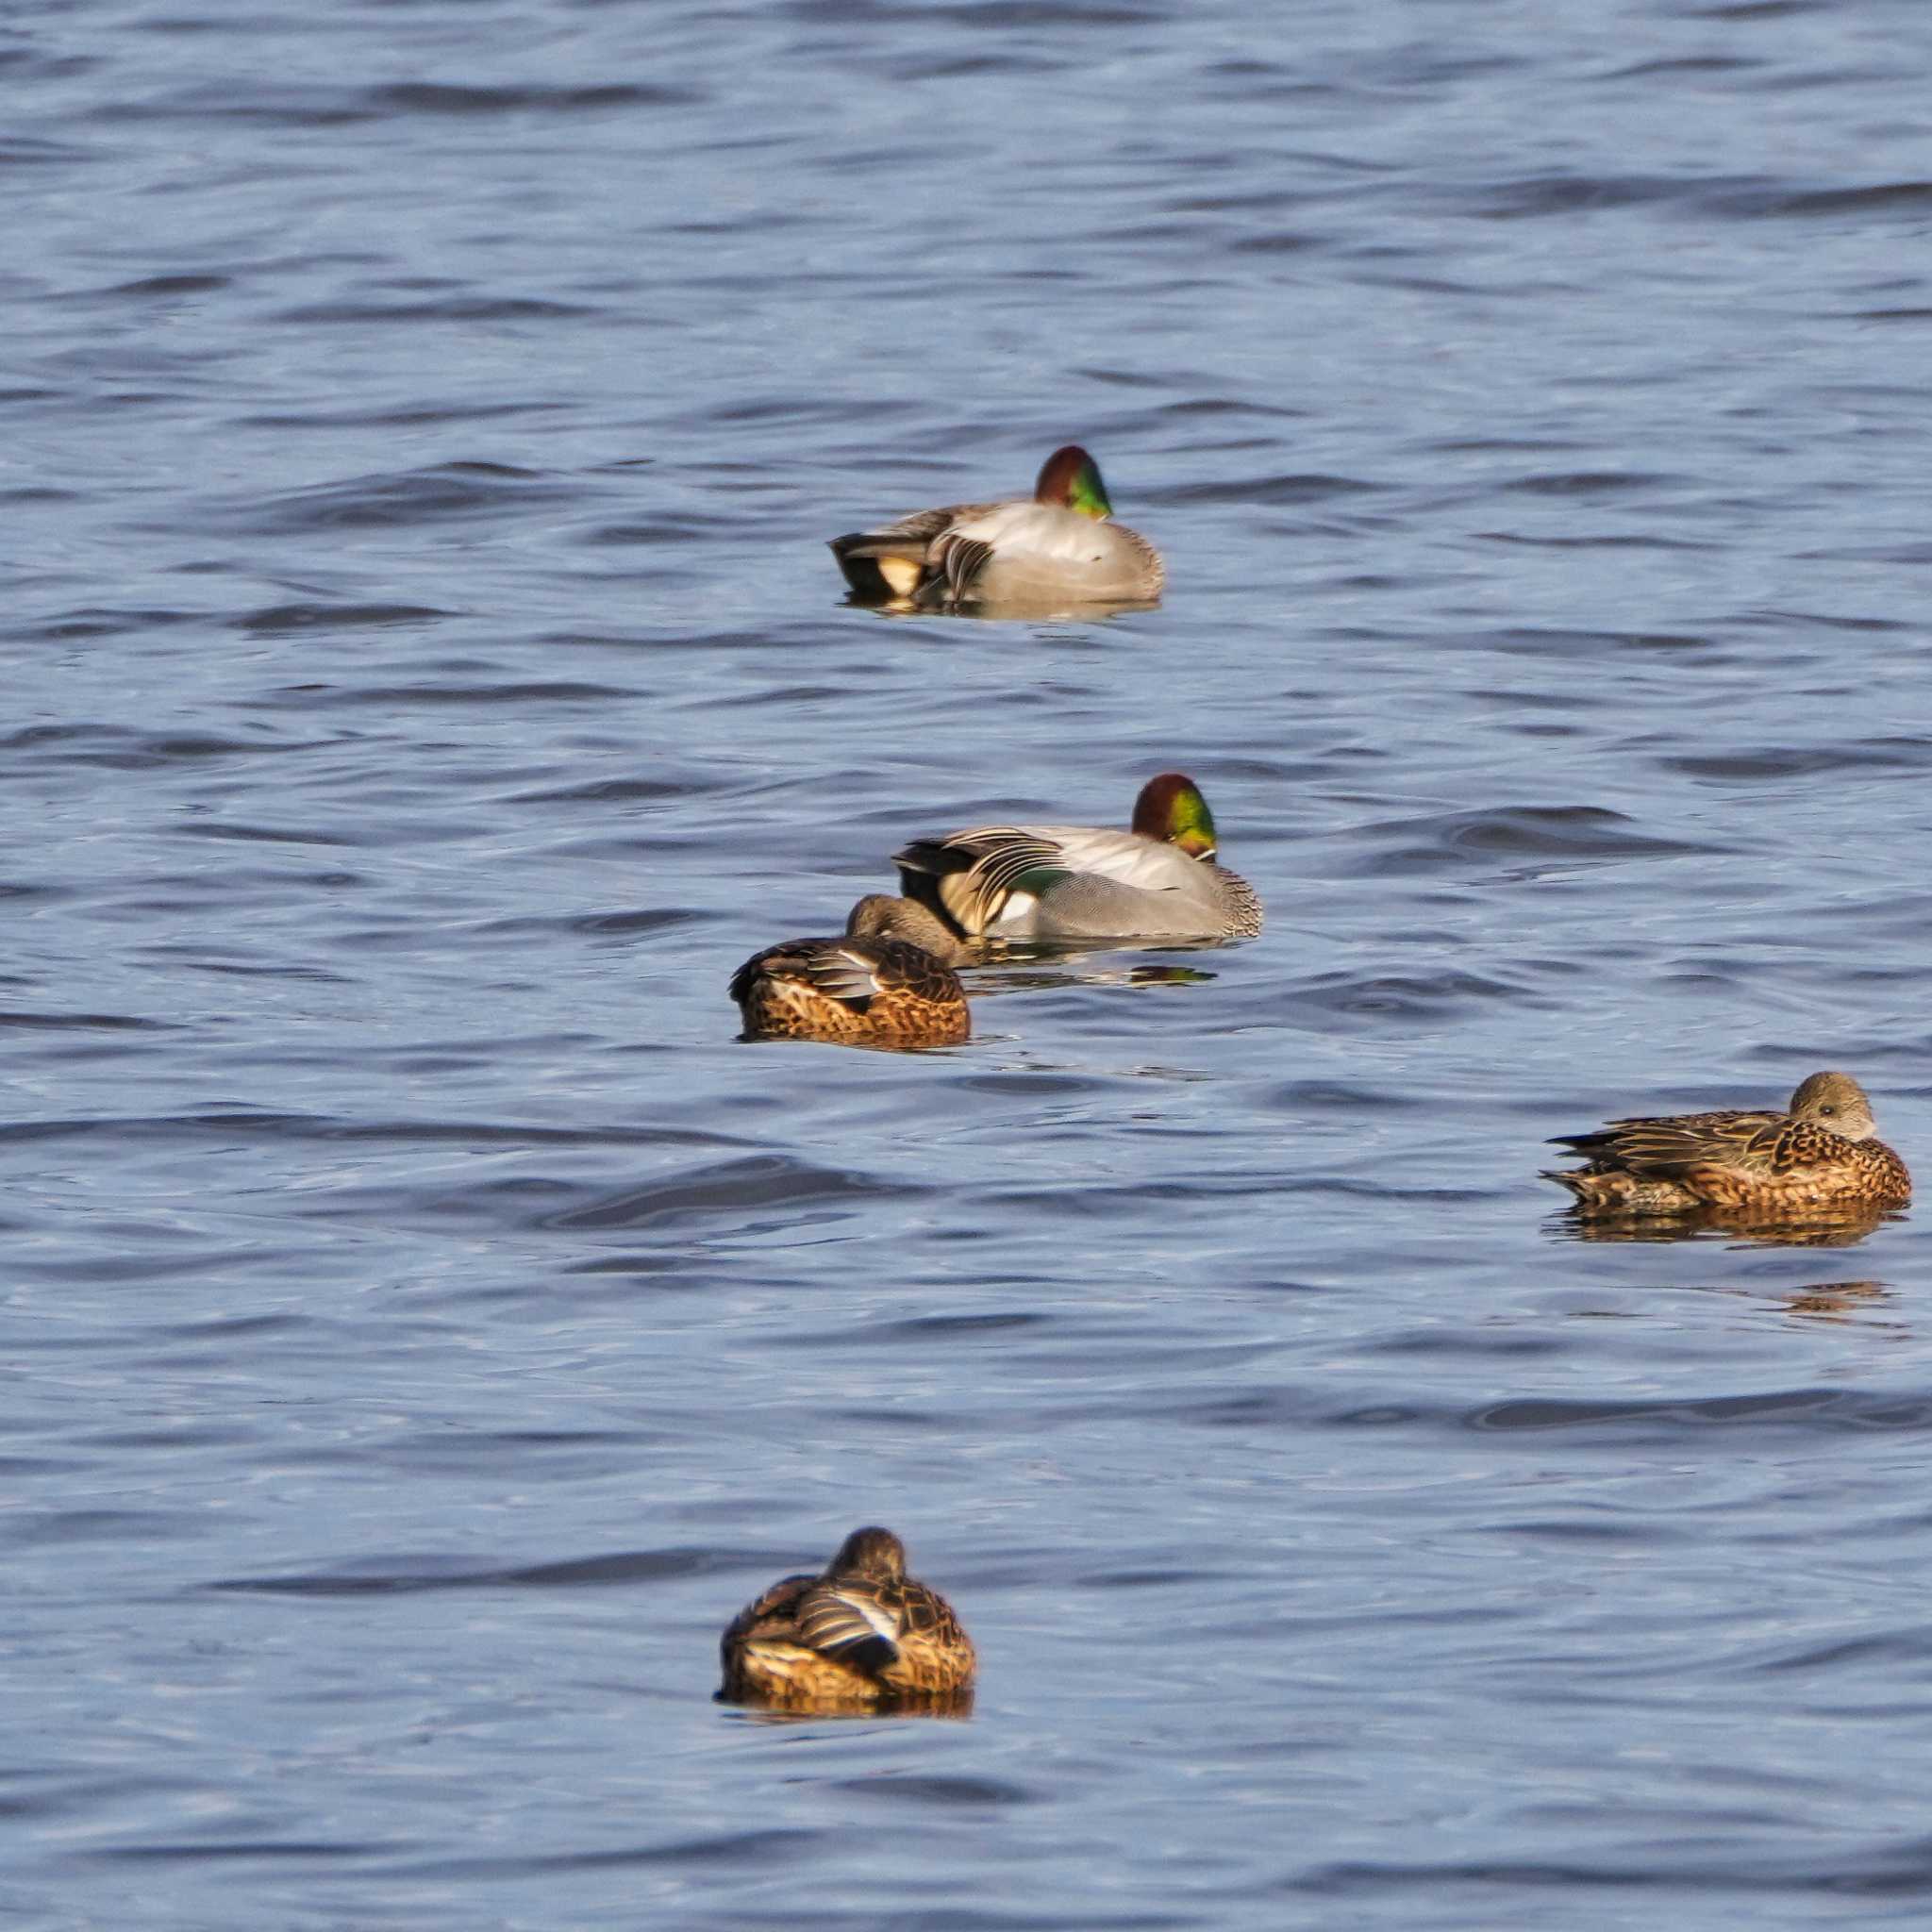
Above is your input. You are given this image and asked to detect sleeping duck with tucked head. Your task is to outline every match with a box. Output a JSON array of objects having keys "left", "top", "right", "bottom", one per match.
[
  {"left": 718, "top": 1526, "right": 976, "bottom": 1713},
  {"left": 830, "top": 445, "right": 1163, "bottom": 610},
  {"left": 729, "top": 895, "right": 971, "bottom": 1048},
  {"left": 892, "top": 772, "right": 1261, "bottom": 944}
]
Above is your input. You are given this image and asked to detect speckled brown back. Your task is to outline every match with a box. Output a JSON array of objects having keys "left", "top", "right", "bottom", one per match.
[
  {"left": 717, "top": 1535, "right": 976, "bottom": 1709},
  {"left": 729, "top": 933, "right": 969, "bottom": 1047},
  {"left": 1548, "top": 1094, "right": 1910, "bottom": 1214}
]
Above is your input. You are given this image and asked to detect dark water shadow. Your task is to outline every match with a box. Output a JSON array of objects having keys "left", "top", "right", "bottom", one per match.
[
  {"left": 961, "top": 929, "right": 1244, "bottom": 969},
  {"left": 715, "top": 1689, "right": 974, "bottom": 1723},
  {"left": 963, "top": 960, "right": 1220, "bottom": 996},
  {"left": 841, "top": 591, "right": 1160, "bottom": 624},
  {"left": 732, "top": 1028, "right": 973, "bottom": 1056}
]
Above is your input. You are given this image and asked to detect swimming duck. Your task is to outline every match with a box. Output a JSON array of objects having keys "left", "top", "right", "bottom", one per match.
[
  {"left": 718, "top": 1526, "right": 977, "bottom": 1711},
  {"left": 893, "top": 773, "right": 1262, "bottom": 943},
  {"left": 730, "top": 895, "right": 970, "bottom": 1047},
  {"left": 1543, "top": 1071, "right": 1911, "bottom": 1215},
  {"left": 830, "top": 445, "right": 1164, "bottom": 608}
]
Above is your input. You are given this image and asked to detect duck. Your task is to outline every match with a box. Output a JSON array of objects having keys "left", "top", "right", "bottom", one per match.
[
  {"left": 718, "top": 1526, "right": 977, "bottom": 1711},
  {"left": 892, "top": 773, "right": 1262, "bottom": 943},
  {"left": 729, "top": 895, "right": 970, "bottom": 1048},
  {"left": 829, "top": 445, "right": 1163, "bottom": 608},
  {"left": 1543, "top": 1071, "right": 1911, "bottom": 1215}
]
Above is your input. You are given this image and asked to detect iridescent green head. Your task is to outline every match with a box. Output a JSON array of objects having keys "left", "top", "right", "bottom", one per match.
[
  {"left": 1035, "top": 444, "right": 1112, "bottom": 520},
  {"left": 1131, "top": 773, "right": 1217, "bottom": 858}
]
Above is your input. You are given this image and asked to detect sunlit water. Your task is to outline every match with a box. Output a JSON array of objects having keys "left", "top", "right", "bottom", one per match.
[{"left": 8, "top": 0, "right": 1932, "bottom": 1925}]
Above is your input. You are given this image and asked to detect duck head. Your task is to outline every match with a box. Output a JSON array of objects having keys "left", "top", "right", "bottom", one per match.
[
  {"left": 829, "top": 1525, "right": 908, "bottom": 1580},
  {"left": 1132, "top": 772, "right": 1218, "bottom": 859},
  {"left": 1034, "top": 444, "right": 1112, "bottom": 521},
  {"left": 1790, "top": 1071, "right": 1878, "bottom": 1141}
]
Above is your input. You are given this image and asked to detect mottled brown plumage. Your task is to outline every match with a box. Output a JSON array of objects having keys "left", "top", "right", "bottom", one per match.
[
  {"left": 1543, "top": 1071, "right": 1910, "bottom": 1217},
  {"left": 730, "top": 896, "right": 970, "bottom": 1048},
  {"left": 718, "top": 1526, "right": 976, "bottom": 1713}
]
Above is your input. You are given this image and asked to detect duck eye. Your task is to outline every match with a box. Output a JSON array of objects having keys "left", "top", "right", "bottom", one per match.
[{"left": 1820, "top": 1105, "right": 1836, "bottom": 1115}]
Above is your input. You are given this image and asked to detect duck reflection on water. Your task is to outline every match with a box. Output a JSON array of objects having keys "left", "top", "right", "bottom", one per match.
[{"left": 1547, "top": 1204, "right": 1902, "bottom": 1248}]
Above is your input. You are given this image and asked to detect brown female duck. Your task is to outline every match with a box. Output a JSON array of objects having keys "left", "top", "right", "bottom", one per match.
[
  {"left": 1543, "top": 1071, "right": 1910, "bottom": 1216},
  {"left": 718, "top": 1526, "right": 977, "bottom": 1711},
  {"left": 730, "top": 895, "right": 970, "bottom": 1048}
]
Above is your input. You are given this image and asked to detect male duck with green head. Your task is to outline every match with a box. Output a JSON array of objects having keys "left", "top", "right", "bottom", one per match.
[
  {"left": 893, "top": 773, "right": 1261, "bottom": 943},
  {"left": 831, "top": 445, "right": 1164, "bottom": 609}
]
